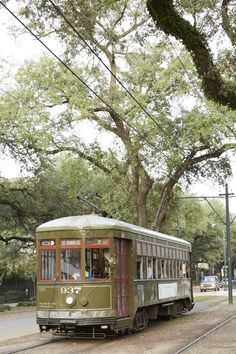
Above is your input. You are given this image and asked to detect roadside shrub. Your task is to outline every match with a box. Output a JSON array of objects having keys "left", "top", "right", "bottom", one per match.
[
  {"left": 0, "top": 304, "right": 11, "bottom": 312},
  {"left": 0, "top": 290, "right": 25, "bottom": 303}
]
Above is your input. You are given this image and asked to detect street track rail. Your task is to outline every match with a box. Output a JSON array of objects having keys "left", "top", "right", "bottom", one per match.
[
  {"left": 3, "top": 331, "right": 115, "bottom": 354},
  {"left": 174, "top": 313, "right": 236, "bottom": 354},
  {"left": 4, "top": 337, "right": 64, "bottom": 354}
]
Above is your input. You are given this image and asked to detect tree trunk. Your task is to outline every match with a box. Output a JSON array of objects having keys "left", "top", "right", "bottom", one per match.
[
  {"left": 131, "top": 170, "right": 153, "bottom": 227},
  {"left": 0, "top": 272, "right": 4, "bottom": 287},
  {"left": 151, "top": 179, "right": 176, "bottom": 231},
  {"left": 151, "top": 151, "right": 196, "bottom": 231}
]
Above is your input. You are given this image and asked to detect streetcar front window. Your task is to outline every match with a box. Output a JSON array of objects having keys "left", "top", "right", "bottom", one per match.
[
  {"left": 40, "top": 250, "right": 56, "bottom": 280},
  {"left": 39, "top": 240, "right": 56, "bottom": 281},
  {"left": 85, "top": 238, "right": 110, "bottom": 280},
  {"left": 61, "top": 249, "right": 81, "bottom": 280}
]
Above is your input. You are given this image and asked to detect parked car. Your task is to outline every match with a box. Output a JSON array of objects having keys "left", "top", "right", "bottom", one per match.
[{"left": 200, "top": 275, "right": 220, "bottom": 292}]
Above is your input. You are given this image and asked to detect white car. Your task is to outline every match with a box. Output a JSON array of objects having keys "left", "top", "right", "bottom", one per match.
[{"left": 200, "top": 275, "right": 220, "bottom": 292}]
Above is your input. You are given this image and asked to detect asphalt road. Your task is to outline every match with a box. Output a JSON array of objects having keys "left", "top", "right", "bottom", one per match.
[
  {"left": 0, "top": 287, "right": 236, "bottom": 343},
  {"left": 0, "top": 311, "right": 38, "bottom": 342}
]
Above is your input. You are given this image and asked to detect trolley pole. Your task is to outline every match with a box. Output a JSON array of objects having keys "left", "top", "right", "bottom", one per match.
[{"left": 223, "top": 184, "right": 233, "bottom": 304}]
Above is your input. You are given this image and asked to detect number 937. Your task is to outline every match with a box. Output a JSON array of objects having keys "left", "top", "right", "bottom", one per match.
[{"left": 60, "top": 287, "right": 81, "bottom": 294}]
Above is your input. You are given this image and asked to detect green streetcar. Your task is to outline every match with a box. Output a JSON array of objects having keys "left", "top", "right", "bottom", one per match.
[{"left": 36, "top": 214, "right": 194, "bottom": 337}]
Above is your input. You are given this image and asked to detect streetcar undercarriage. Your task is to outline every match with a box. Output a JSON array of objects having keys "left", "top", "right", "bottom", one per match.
[{"left": 38, "top": 297, "right": 194, "bottom": 338}]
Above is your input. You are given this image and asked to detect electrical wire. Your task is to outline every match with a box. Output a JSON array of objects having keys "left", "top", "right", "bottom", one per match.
[
  {"left": 0, "top": 87, "right": 19, "bottom": 101},
  {"left": 47, "top": 0, "right": 186, "bottom": 155},
  {"left": 0, "top": 0, "right": 177, "bottom": 172}
]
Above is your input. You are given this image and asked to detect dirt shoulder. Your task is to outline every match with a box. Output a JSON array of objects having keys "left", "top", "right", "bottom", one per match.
[{"left": 0, "top": 305, "right": 36, "bottom": 318}]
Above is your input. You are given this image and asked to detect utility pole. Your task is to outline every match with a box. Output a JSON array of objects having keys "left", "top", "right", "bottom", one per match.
[
  {"left": 178, "top": 184, "right": 235, "bottom": 305},
  {"left": 220, "top": 184, "right": 233, "bottom": 304}
]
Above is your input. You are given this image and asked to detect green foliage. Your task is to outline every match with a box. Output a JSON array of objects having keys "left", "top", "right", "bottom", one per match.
[
  {"left": 0, "top": 304, "right": 11, "bottom": 312},
  {"left": 155, "top": 192, "right": 227, "bottom": 273},
  {"left": 142, "top": 177, "right": 231, "bottom": 277},
  {"left": 0, "top": 245, "right": 35, "bottom": 279},
  {"left": 0, "top": 151, "right": 233, "bottom": 279},
  {"left": 0, "top": 154, "right": 134, "bottom": 276},
  {"left": 193, "top": 295, "right": 217, "bottom": 302},
  {"left": 0, "top": 0, "right": 236, "bottom": 234}
]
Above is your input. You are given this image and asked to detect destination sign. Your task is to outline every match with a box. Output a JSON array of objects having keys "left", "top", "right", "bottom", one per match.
[{"left": 61, "top": 240, "right": 81, "bottom": 246}]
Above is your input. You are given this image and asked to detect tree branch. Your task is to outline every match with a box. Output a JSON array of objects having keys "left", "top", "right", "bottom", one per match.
[
  {"left": 27, "top": 142, "right": 112, "bottom": 175},
  {"left": 152, "top": 142, "right": 236, "bottom": 230},
  {"left": 113, "top": 0, "right": 128, "bottom": 27},
  {"left": 147, "top": 0, "right": 236, "bottom": 109},
  {"left": 192, "top": 143, "right": 236, "bottom": 164},
  {"left": 0, "top": 234, "right": 35, "bottom": 244},
  {"left": 221, "top": 0, "right": 236, "bottom": 46}
]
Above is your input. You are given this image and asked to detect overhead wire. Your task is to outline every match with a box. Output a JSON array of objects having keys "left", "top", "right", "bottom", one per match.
[
  {"left": 47, "top": 0, "right": 186, "bottom": 155},
  {"left": 0, "top": 0, "right": 177, "bottom": 174},
  {"left": 0, "top": 87, "right": 19, "bottom": 102}
]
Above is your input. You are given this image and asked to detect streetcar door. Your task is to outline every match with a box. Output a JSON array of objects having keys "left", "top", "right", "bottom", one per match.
[{"left": 114, "top": 238, "right": 129, "bottom": 317}]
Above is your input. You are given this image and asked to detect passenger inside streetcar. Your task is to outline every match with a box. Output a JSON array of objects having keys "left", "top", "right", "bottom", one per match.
[
  {"left": 92, "top": 259, "right": 101, "bottom": 278},
  {"left": 72, "top": 271, "right": 81, "bottom": 280},
  {"left": 85, "top": 267, "right": 92, "bottom": 279},
  {"left": 147, "top": 262, "right": 153, "bottom": 279}
]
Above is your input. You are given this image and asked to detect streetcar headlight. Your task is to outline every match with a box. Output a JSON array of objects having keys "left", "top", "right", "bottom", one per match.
[{"left": 65, "top": 295, "right": 75, "bottom": 306}]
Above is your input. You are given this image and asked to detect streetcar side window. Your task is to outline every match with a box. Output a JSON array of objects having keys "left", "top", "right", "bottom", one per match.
[
  {"left": 136, "top": 256, "right": 141, "bottom": 279},
  {"left": 136, "top": 240, "right": 191, "bottom": 280},
  {"left": 143, "top": 257, "right": 148, "bottom": 279},
  {"left": 136, "top": 256, "right": 144, "bottom": 279},
  {"left": 166, "top": 260, "right": 170, "bottom": 278},
  {"left": 153, "top": 258, "right": 158, "bottom": 279},
  {"left": 161, "top": 259, "right": 167, "bottom": 278},
  {"left": 137, "top": 257, "right": 156, "bottom": 280},
  {"left": 147, "top": 258, "right": 153, "bottom": 279}
]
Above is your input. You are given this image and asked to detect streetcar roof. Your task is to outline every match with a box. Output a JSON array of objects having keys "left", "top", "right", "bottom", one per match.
[{"left": 36, "top": 214, "right": 190, "bottom": 247}]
